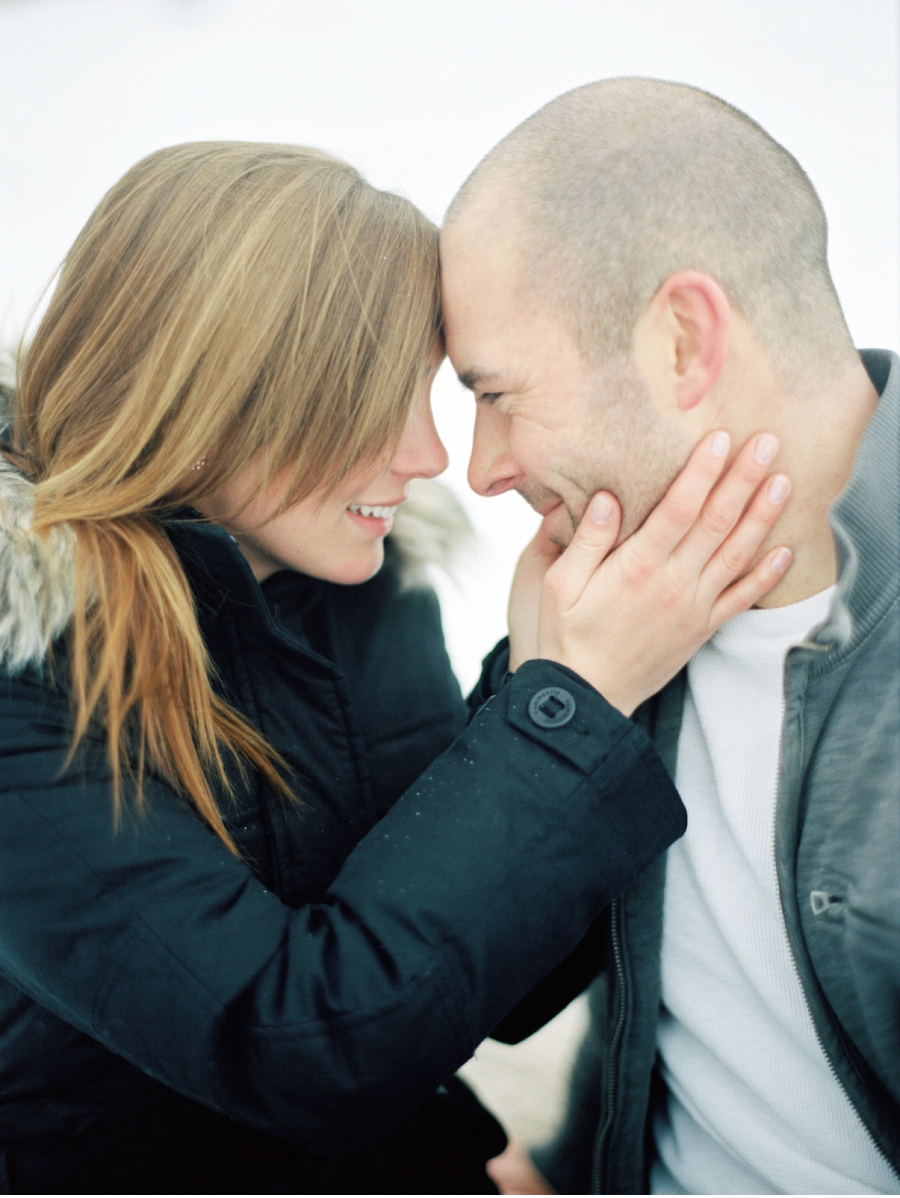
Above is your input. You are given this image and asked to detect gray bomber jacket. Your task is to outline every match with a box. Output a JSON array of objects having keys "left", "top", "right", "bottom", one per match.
[{"left": 535, "top": 349, "right": 900, "bottom": 1194}]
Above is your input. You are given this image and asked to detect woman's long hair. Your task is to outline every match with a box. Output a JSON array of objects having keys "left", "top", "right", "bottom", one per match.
[{"left": 4, "top": 142, "right": 441, "bottom": 852}]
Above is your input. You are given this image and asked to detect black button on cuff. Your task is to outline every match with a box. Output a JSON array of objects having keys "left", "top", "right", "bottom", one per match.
[{"left": 528, "top": 686, "right": 577, "bottom": 728}]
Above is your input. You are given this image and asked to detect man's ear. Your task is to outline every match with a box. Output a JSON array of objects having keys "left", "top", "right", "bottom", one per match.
[{"left": 632, "top": 271, "right": 731, "bottom": 411}]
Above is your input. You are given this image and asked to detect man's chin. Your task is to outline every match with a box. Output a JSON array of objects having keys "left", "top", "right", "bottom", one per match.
[
  {"left": 543, "top": 497, "right": 637, "bottom": 550},
  {"left": 540, "top": 501, "right": 576, "bottom": 547}
]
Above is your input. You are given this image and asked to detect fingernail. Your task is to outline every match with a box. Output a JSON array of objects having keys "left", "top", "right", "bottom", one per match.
[
  {"left": 589, "top": 494, "right": 613, "bottom": 525},
  {"left": 755, "top": 434, "right": 778, "bottom": 465},
  {"left": 711, "top": 431, "right": 730, "bottom": 458},
  {"left": 772, "top": 547, "right": 792, "bottom": 572},
  {"left": 767, "top": 475, "right": 790, "bottom": 504}
]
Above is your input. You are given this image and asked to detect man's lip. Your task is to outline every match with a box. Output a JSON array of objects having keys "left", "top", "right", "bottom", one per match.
[{"left": 531, "top": 498, "right": 564, "bottom": 518}]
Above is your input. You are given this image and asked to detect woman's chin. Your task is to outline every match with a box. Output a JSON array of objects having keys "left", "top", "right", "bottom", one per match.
[{"left": 319, "top": 544, "right": 385, "bottom": 586}]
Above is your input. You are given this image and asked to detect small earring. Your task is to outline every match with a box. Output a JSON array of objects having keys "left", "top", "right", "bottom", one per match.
[{"left": 190, "top": 457, "right": 207, "bottom": 472}]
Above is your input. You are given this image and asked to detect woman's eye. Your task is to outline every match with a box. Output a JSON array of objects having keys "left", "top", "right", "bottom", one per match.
[{"left": 478, "top": 391, "right": 504, "bottom": 404}]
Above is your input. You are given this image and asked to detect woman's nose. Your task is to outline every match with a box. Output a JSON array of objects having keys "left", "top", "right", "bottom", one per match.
[{"left": 391, "top": 394, "right": 449, "bottom": 480}]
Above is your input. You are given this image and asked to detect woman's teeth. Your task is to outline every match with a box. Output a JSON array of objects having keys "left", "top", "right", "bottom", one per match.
[{"left": 348, "top": 504, "right": 398, "bottom": 519}]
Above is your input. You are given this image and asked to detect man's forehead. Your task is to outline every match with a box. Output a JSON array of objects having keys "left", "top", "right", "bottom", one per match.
[
  {"left": 442, "top": 181, "right": 509, "bottom": 244},
  {"left": 446, "top": 292, "right": 585, "bottom": 385},
  {"left": 441, "top": 238, "right": 510, "bottom": 297},
  {"left": 441, "top": 263, "right": 521, "bottom": 371},
  {"left": 442, "top": 198, "right": 526, "bottom": 281},
  {"left": 441, "top": 248, "right": 542, "bottom": 348}
]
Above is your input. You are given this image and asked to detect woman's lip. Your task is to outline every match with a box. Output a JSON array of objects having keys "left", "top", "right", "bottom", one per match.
[{"left": 347, "top": 508, "right": 395, "bottom": 535}]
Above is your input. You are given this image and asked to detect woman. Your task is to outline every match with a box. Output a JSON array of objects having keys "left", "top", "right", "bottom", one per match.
[{"left": 0, "top": 143, "right": 790, "bottom": 1193}]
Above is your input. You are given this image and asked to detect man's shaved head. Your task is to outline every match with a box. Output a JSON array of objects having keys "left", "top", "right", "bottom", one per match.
[{"left": 446, "top": 78, "right": 856, "bottom": 393}]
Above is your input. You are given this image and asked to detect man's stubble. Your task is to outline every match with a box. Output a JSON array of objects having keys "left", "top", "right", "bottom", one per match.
[{"left": 519, "top": 357, "right": 692, "bottom": 548}]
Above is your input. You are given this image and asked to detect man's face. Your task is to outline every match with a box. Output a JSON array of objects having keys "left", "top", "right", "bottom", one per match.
[{"left": 441, "top": 220, "right": 691, "bottom": 545}]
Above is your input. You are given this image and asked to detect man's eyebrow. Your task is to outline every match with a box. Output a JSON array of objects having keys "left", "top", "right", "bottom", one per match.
[{"left": 457, "top": 368, "right": 502, "bottom": 392}]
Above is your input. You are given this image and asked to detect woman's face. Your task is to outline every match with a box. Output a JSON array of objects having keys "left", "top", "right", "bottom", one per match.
[{"left": 198, "top": 354, "right": 449, "bottom": 585}]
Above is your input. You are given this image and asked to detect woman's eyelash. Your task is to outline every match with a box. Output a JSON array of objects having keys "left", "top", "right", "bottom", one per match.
[{"left": 479, "top": 391, "right": 504, "bottom": 404}]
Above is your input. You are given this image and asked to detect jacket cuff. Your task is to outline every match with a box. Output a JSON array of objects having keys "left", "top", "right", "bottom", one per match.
[
  {"left": 467, "top": 637, "right": 511, "bottom": 711},
  {"left": 503, "top": 660, "right": 631, "bottom": 775}
]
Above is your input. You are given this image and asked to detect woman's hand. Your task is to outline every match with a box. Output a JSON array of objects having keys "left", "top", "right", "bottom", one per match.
[
  {"left": 487, "top": 1138, "right": 555, "bottom": 1194},
  {"left": 515, "top": 430, "right": 792, "bottom": 716},
  {"left": 508, "top": 526, "right": 563, "bottom": 672}
]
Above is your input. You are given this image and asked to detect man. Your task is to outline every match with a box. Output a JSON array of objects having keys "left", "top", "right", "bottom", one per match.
[{"left": 441, "top": 79, "right": 899, "bottom": 1194}]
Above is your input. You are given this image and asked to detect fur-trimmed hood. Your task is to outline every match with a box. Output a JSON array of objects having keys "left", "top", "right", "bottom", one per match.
[
  {"left": 0, "top": 457, "right": 78, "bottom": 674},
  {"left": 0, "top": 457, "right": 472, "bottom": 676}
]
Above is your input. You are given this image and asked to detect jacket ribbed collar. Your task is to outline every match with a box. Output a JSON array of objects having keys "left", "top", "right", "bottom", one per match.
[{"left": 810, "top": 349, "right": 899, "bottom": 671}]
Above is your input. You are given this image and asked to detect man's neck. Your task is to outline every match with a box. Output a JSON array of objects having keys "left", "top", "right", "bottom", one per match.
[{"left": 733, "top": 356, "right": 880, "bottom": 608}]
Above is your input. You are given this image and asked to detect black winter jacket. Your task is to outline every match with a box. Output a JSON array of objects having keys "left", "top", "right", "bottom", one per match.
[{"left": 0, "top": 470, "right": 686, "bottom": 1191}]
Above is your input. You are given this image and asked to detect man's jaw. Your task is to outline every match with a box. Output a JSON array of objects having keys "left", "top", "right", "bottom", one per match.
[
  {"left": 519, "top": 488, "right": 578, "bottom": 547},
  {"left": 520, "top": 483, "right": 639, "bottom": 549}
]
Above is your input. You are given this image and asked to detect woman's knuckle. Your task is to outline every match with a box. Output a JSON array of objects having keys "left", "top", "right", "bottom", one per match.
[
  {"left": 542, "top": 572, "right": 565, "bottom": 600},
  {"left": 733, "top": 453, "right": 764, "bottom": 484},
  {"left": 663, "top": 576, "right": 687, "bottom": 610},
  {"left": 719, "top": 540, "right": 749, "bottom": 575},
  {"left": 666, "top": 495, "right": 696, "bottom": 527},
  {"left": 621, "top": 553, "right": 651, "bottom": 588},
  {"left": 701, "top": 504, "right": 734, "bottom": 539}
]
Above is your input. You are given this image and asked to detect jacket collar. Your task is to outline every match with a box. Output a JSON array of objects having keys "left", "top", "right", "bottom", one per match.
[
  {"left": 810, "top": 349, "right": 900, "bottom": 668},
  {"left": 0, "top": 456, "right": 77, "bottom": 674},
  {"left": 633, "top": 349, "right": 899, "bottom": 771}
]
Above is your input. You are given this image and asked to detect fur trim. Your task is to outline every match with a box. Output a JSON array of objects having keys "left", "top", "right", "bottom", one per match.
[
  {"left": 0, "top": 349, "right": 16, "bottom": 442},
  {"left": 0, "top": 346, "right": 16, "bottom": 389},
  {"left": 0, "top": 464, "right": 473, "bottom": 672},
  {"left": 0, "top": 457, "right": 77, "bottom": 674},
  {"left": 389, "top": 478, "right": 474, "bottom": 590}
]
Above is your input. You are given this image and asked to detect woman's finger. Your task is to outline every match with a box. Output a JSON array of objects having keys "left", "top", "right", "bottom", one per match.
[
  {"left": 508, "top": 528, "right": 564, "bottom": 669},
  {"left": 543, "top": 491, "right": 622, "bottom": 608},
  {"left": 698, "top": 471, "right": 792, "bottom": 598},
  {"left": 709, "top": 544, "right": 794, "bottom": 628},
  {"left": 628, "top": 431, "right": 731, "bottom": 566},
  {"left": 522, "top": 526, "right": 566, "bottom": 571},
  {"left": 674, "top": 433, "right": 781, "bottom": 572}
]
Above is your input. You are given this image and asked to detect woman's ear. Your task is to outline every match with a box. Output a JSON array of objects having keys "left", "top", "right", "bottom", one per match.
[{"left": 632, "top": 270, "right": 731, "bottom": 412}]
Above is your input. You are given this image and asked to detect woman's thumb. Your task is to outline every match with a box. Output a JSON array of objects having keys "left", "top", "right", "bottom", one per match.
[{"left": 546, "top": 492, "right": 622, "bottom": 604}]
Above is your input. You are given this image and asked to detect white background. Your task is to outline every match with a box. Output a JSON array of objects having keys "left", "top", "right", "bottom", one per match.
[{"left": 2, "top": 0, "right": 897, "bottom": 689}]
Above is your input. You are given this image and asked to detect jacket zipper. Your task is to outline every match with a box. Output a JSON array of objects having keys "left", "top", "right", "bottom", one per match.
[
  {"left": 775, "top": 648, "right": 899, "bottom": 1180},
  {"left": 592, "top": 899, "right": 626, "bottom": 1194}
]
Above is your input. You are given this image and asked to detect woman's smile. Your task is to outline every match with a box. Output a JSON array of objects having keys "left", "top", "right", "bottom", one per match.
[{"left": 347, "top": 500, "right": 403, "bottom": 534}]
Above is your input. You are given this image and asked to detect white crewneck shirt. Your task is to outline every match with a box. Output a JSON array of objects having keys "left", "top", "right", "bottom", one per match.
[{"left": 651, "top": 588, "right": 899, "bottom": 1195}]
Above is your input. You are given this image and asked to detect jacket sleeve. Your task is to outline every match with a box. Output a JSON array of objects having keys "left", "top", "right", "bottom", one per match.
[
  {"left": 489, "top": 914, "right": 608, "bottom": 1044},
  {"left": 466, "top": 636, "right": 512, "bottom": 717},
  {"left": 530, "top": 976, "right": 610, "bottom": 1194},
  {"left": 0, "top": 660, "right": 685, "bottom": 1156},
  {"left": 471, "top": 645, "right": 608, "bottom": 1047}
]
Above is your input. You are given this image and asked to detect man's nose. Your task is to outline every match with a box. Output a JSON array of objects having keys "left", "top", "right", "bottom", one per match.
[{"left": 467, "top": 403, "right": 520, "bottom": 497}]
